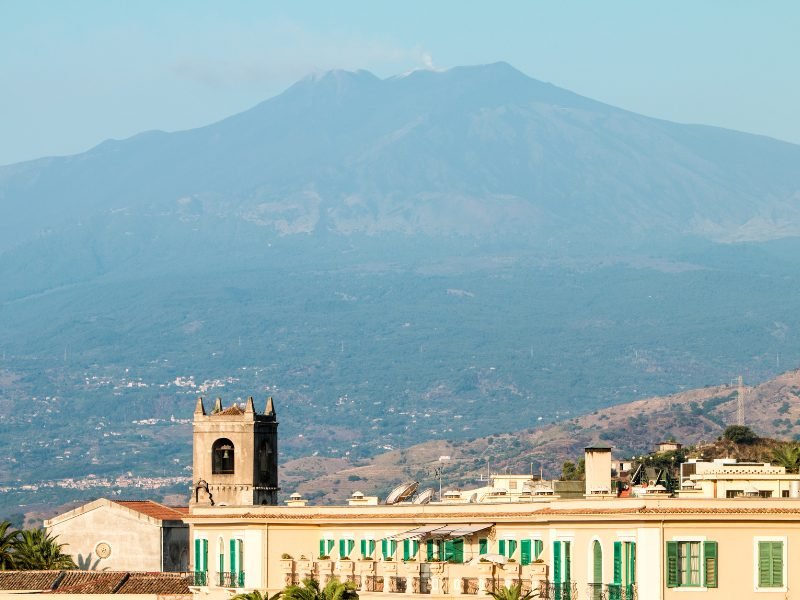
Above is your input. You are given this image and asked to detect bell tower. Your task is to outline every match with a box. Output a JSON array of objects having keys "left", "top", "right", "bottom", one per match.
[{"left": 191, "top": 395, "right": 279, "bottom": 507}]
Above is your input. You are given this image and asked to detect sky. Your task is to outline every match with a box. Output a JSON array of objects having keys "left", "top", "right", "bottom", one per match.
[{"left": 1, "top": 1, "right": 799, "bottom": 166}]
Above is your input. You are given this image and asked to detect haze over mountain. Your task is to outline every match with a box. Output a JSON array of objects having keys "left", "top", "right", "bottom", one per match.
[
  {"left": 3, "top": 62, "right": 800, "bottom": 259},
  {"left": 2, "top": 63, "right": 800, "bottom": 518}
]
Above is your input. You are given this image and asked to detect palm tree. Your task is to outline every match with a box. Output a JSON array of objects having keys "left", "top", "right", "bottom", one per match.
[
  {"left": 12, "top": 529, "right": 77, "bottom": 570},
  {"left": 488, "top": 583, "right": 539, "bottom": 600},
  {"left": 0, "top": 521, "right": 20, "bottom": 570},
  {"left": 771, "top": 444, "right": 800, "bottom": 474},
  {"left": 232, "top": 591, "right": 283, "bottom": 600},
  {"left": 282, "top": 578, "right": 358, "bottom": 600}
]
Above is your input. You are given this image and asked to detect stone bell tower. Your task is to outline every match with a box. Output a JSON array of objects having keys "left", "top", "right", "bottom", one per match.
[{"left": 191, "top": 395, "right": 279, "bottom": 507}]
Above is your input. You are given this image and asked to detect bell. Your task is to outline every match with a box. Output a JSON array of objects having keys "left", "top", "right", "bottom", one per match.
[{"left": 223, "top": 449, "right": 229, "bottom": 459}]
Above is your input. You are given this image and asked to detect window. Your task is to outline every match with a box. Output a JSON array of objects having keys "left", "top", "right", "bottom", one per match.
[
  {"left": 520, "top": 540, "right": 531, "bottom": 566},
  {"left": 478, "top": 538, "right": 488, "bottom": 555},
  {"left": 212, "top": 438, "right": 235, "bottom": 474},
  {"left": 443, "top": 539, "right": 464, "bottom": 563},
  {"left": 498, "top": 539, "right": 518, "bottom": 559},
  {"left": 756, "top": 540, "right": 784, "bottom": 589},
  {"left": 319, "top": 538, "right": 334, "bottom": 558},
  {"left": 360, "top": 539, "right": 376, "bottom": 559},
  {"left": 339, "top": 539, "right": 354, "bottom": 558},
  {"left": 534, "top": 539, "right": 544, "bottom": 559},
  {"left": 381, "top": 539, "right": 397, "bottom": 560},
  {"left": 402, "top": 539, "right": 418, "bottom": 561},
  {"left": 666, "top": 541, "right": 717, "bottom": 588}
]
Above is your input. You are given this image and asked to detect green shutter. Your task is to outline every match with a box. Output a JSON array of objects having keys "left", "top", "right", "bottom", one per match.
[
  {"left": 202, "top": 539, "right": 208, "bottom": 572},
  {"left": 219, "top": 547, "right": 224, "bottom": 576},
  {"left": 613, "top": 541, "right": 622, "bottom": 585},
  {"left": 703, "top": 541, "right": 717, "bottom": 588},
  {"left": 320, "top": 539, "right": 325, "bottom": 557},
  {"left": 426, "top": 540, "right": 434, "bottom": 561},
  {"left": 403, "top": 539, "right": 410, "bottom": 561},
  {"left": 194, "top": 539, "right": 201, "bottom": 572},
  {"left": 370, "top": 540, "right": 376, "bottom": 556},
  {"left": 339, "top": 539, "right": 346, "bottom": 558},
  {"left": 230, "top": 539, "right": 236, "bottom": 573},
  {"left": 759, "top": 541, "right": 783, "bottom": 588},
  {"left": 382, "top": 539, "right": 388, "bottom": 559},
  {"left": 534, "top": 539, "right": 543, "bottom": 559},
  {"left": 479, "top": 538, "right": 488, "bottom": 555},
  {"left": 360, "top": 540, "right": 367, "bottom": 557},
  {"left": 564, "top": 541, "right": 571, "bottom": 584},
  {"left": 412, "top": 541, "right": 418, "bottom": 558},
  {"left": 553, "top": 540, "right": 562, "bottom": 581},
  {"left": 499, "top": 540, "right": 506, "bottom": 556},
  {"left": 665, "top": 541, "right": 678, "bottom": 588},
  {"left": 520, "top": 539, "right": 532, "bottom": 566},
  {"left": 592, "top": 541, "right": 602, "bottom": 584},
  {"left": 509, "top": 539, "right": 518, "bottom": 560},
  {"left": 328, "top": 539, "right": 334, "bottom": 554},
  {"left": 627, "top": 542, "right": 636, "bottom": 584},
  {"left": 453, "top": 539, "right": 464, "bottom": 563}
]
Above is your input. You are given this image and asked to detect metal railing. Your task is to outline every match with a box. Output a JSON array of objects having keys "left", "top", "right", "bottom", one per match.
[
  {"left": 538, "top": 581, "right": 578, "bottom": 600},
  {"left": 606, "top": 583, "right": 636, "bottom": 600},
  {"left": 192, "top": 571, "right": 207, "bottom": 586},
  {"left": 218, "top": 571, "right": 245, "bottom": 588}
]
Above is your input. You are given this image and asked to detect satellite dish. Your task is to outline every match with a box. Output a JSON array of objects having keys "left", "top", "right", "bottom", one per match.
[
  {"left": 385, "top": 481, "right": 419, "bottom": 505},
  {"left": 413, "top": 488, "right": 435, "bottom": 505}
]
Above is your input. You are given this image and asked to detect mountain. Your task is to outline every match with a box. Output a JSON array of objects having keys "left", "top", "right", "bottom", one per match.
[
  {"left": 2, "top": 63, "right": 800, "bottom": 519},
  {"left": 3, "top": 62, "right": 800, "bottom": 258}
]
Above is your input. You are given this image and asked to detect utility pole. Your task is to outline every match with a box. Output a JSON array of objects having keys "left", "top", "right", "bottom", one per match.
[{"left": 737, "top": 375, "right": 745, "bottom": 426}]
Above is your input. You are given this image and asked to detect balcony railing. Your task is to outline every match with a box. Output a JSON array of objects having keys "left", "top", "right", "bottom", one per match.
[
  {"left": 606, "top": 583, "right": 636, "bottom": 600},
  {"left": 192, "top": 571, "right": 207, "bottom": 586},
  {"left": 538, "top": 581, "right": 578, "bottom": 600},
  {"left": 218, "top": 571, "right": 245, "bottom": 588}
]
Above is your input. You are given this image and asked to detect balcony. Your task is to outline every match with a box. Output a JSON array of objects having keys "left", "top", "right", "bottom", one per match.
[
  {"left": 538, "top": 581, "right": 578, "bottom": 600},
  {"left": 218, "top": 571, "right": 245, "bottom": 588},
  {"left": 192, "top": 571, "right": 207, "bottom": 587}
]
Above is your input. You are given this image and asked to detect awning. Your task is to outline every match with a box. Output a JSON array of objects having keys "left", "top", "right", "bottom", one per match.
[{"left": 387, "top": 524, "right": 493, "bottom": 541}]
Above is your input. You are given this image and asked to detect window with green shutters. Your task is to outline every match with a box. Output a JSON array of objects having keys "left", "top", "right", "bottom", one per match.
[
  {"left": 665, "top": 540, "right": 719, "bottom": 588},
  {"left": 426, "top": 540, "right": 435, "bottom": 561},
  {"left": 402, "top": 539, "right": 419, "bottom": 561},
  {"left": 194, "top": 538, "right": 208, "bottom": 572},
  {"left": 592, "top": 541, "right": 602, "bottom": 584},
  {"left": 338, "top": 539, "right": 354, "bottom": 558},
  {"left": 498, "top": 540, "right": 506, "bottom": 556},
  {"left": 534, "top": 539, "right": 543, "bottom": 559},
  {"left": 757, "top": 540, "right": 784, "bottom": 589},
  {"left": 613, "top": 542, "right": 622, "bottom": 585},
  {"left": 319, "top": 538, "right": 334, "bottom": 558},
  {"left": 520, "top": 540, "right": 531, "bottom": 566},
  {"left": 230, "top": 539, "right": 236, "bottom": 575},
  {"left": 443, "top": 539, "right": 463, "bottom": 563},
  {"left": 479, "top": 538, "right": 488, "bottom": 555},
  {"left": 360, "top": 539, "right": 376, "bottom": 559},
  {"left": 508, "top": 539, "right": 518, "bottom": 560},
  {"left": 381, "top": 539, "right": 397, "bottom": 560}
]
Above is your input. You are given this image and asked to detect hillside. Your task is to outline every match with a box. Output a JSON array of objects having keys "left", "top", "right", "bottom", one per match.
[
  {"left": 283, "top": 369, "right": 800, "bottom": 504},
  {"left": 3, "top": 63, "right": 800, "bottom": 519}
]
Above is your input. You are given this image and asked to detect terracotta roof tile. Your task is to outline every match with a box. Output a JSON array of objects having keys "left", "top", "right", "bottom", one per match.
[
  {"left": 116, "top": 573, "right": 193, "bottom": 594},
  {"left": 113, "top": 500, "right": 188, "bottom": 521},
  {"left": 216, "top": 405, "right": 244, "bottom": 416},
  {"left": 50, "top": 572, "right": 127, "bottom": 594},
  {"left": 0, "top": 570, "right": 62, "bottom": 590}
]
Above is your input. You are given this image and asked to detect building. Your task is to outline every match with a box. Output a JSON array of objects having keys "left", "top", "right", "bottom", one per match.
[
  {"left": 35, "top": 395, "right": 800, "bottom": 600},
  {"left": 182, "top": 397, "right": 800, "bottom": 599},
  {"left": 44, "top": 498, "right": 189, "bottom": 572},
  {"left": 678, "top": 457, "right": 800, "bottom": 499}
]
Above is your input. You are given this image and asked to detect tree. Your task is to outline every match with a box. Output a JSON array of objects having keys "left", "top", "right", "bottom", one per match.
[
  {"left": 282, "top": 578, "right": 358, "bottom": 600},
  {"left": 232, "top": 591, "right": 282, "bottom": 600},
  {"left": 771, "top": 444, "right": 800, "bottom": 474},
  {"left": 0, "top": 521, "right": 20, "bottom": 570},
  {"left": 487, "top": 583, "right": 539, "bottom": 600},
  {"left": 561, "top": 458, "right": 585, "bottom": 481},
  {"left": 722, "top": 425, "right": 758, "bottom": 445},
  {"left": 12, "top": 529, "right": 77, "bottom": 570}
]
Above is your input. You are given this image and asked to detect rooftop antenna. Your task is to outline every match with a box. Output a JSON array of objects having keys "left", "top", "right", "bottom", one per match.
[{"left": 737, "top": 375, "right": 745, "bottom": 426}]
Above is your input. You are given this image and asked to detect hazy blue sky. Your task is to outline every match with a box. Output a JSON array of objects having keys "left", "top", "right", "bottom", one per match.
[{"left": 1, "top": 1, "right": 798, "bottom": 165}]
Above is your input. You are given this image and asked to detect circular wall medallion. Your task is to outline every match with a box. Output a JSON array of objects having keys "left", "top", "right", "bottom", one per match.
[{"left": 95, "top": 542, "right": 112, "bottom": 559}]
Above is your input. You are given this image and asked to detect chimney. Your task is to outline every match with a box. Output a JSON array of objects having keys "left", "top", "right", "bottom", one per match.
[{"left": 584, "top": 447, "right": 613, "bottom": 498}]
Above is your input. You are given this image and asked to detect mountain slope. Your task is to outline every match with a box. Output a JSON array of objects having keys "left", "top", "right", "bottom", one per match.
[{"left": 283, "top": 369, "right": 800, "bottom": 504}]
